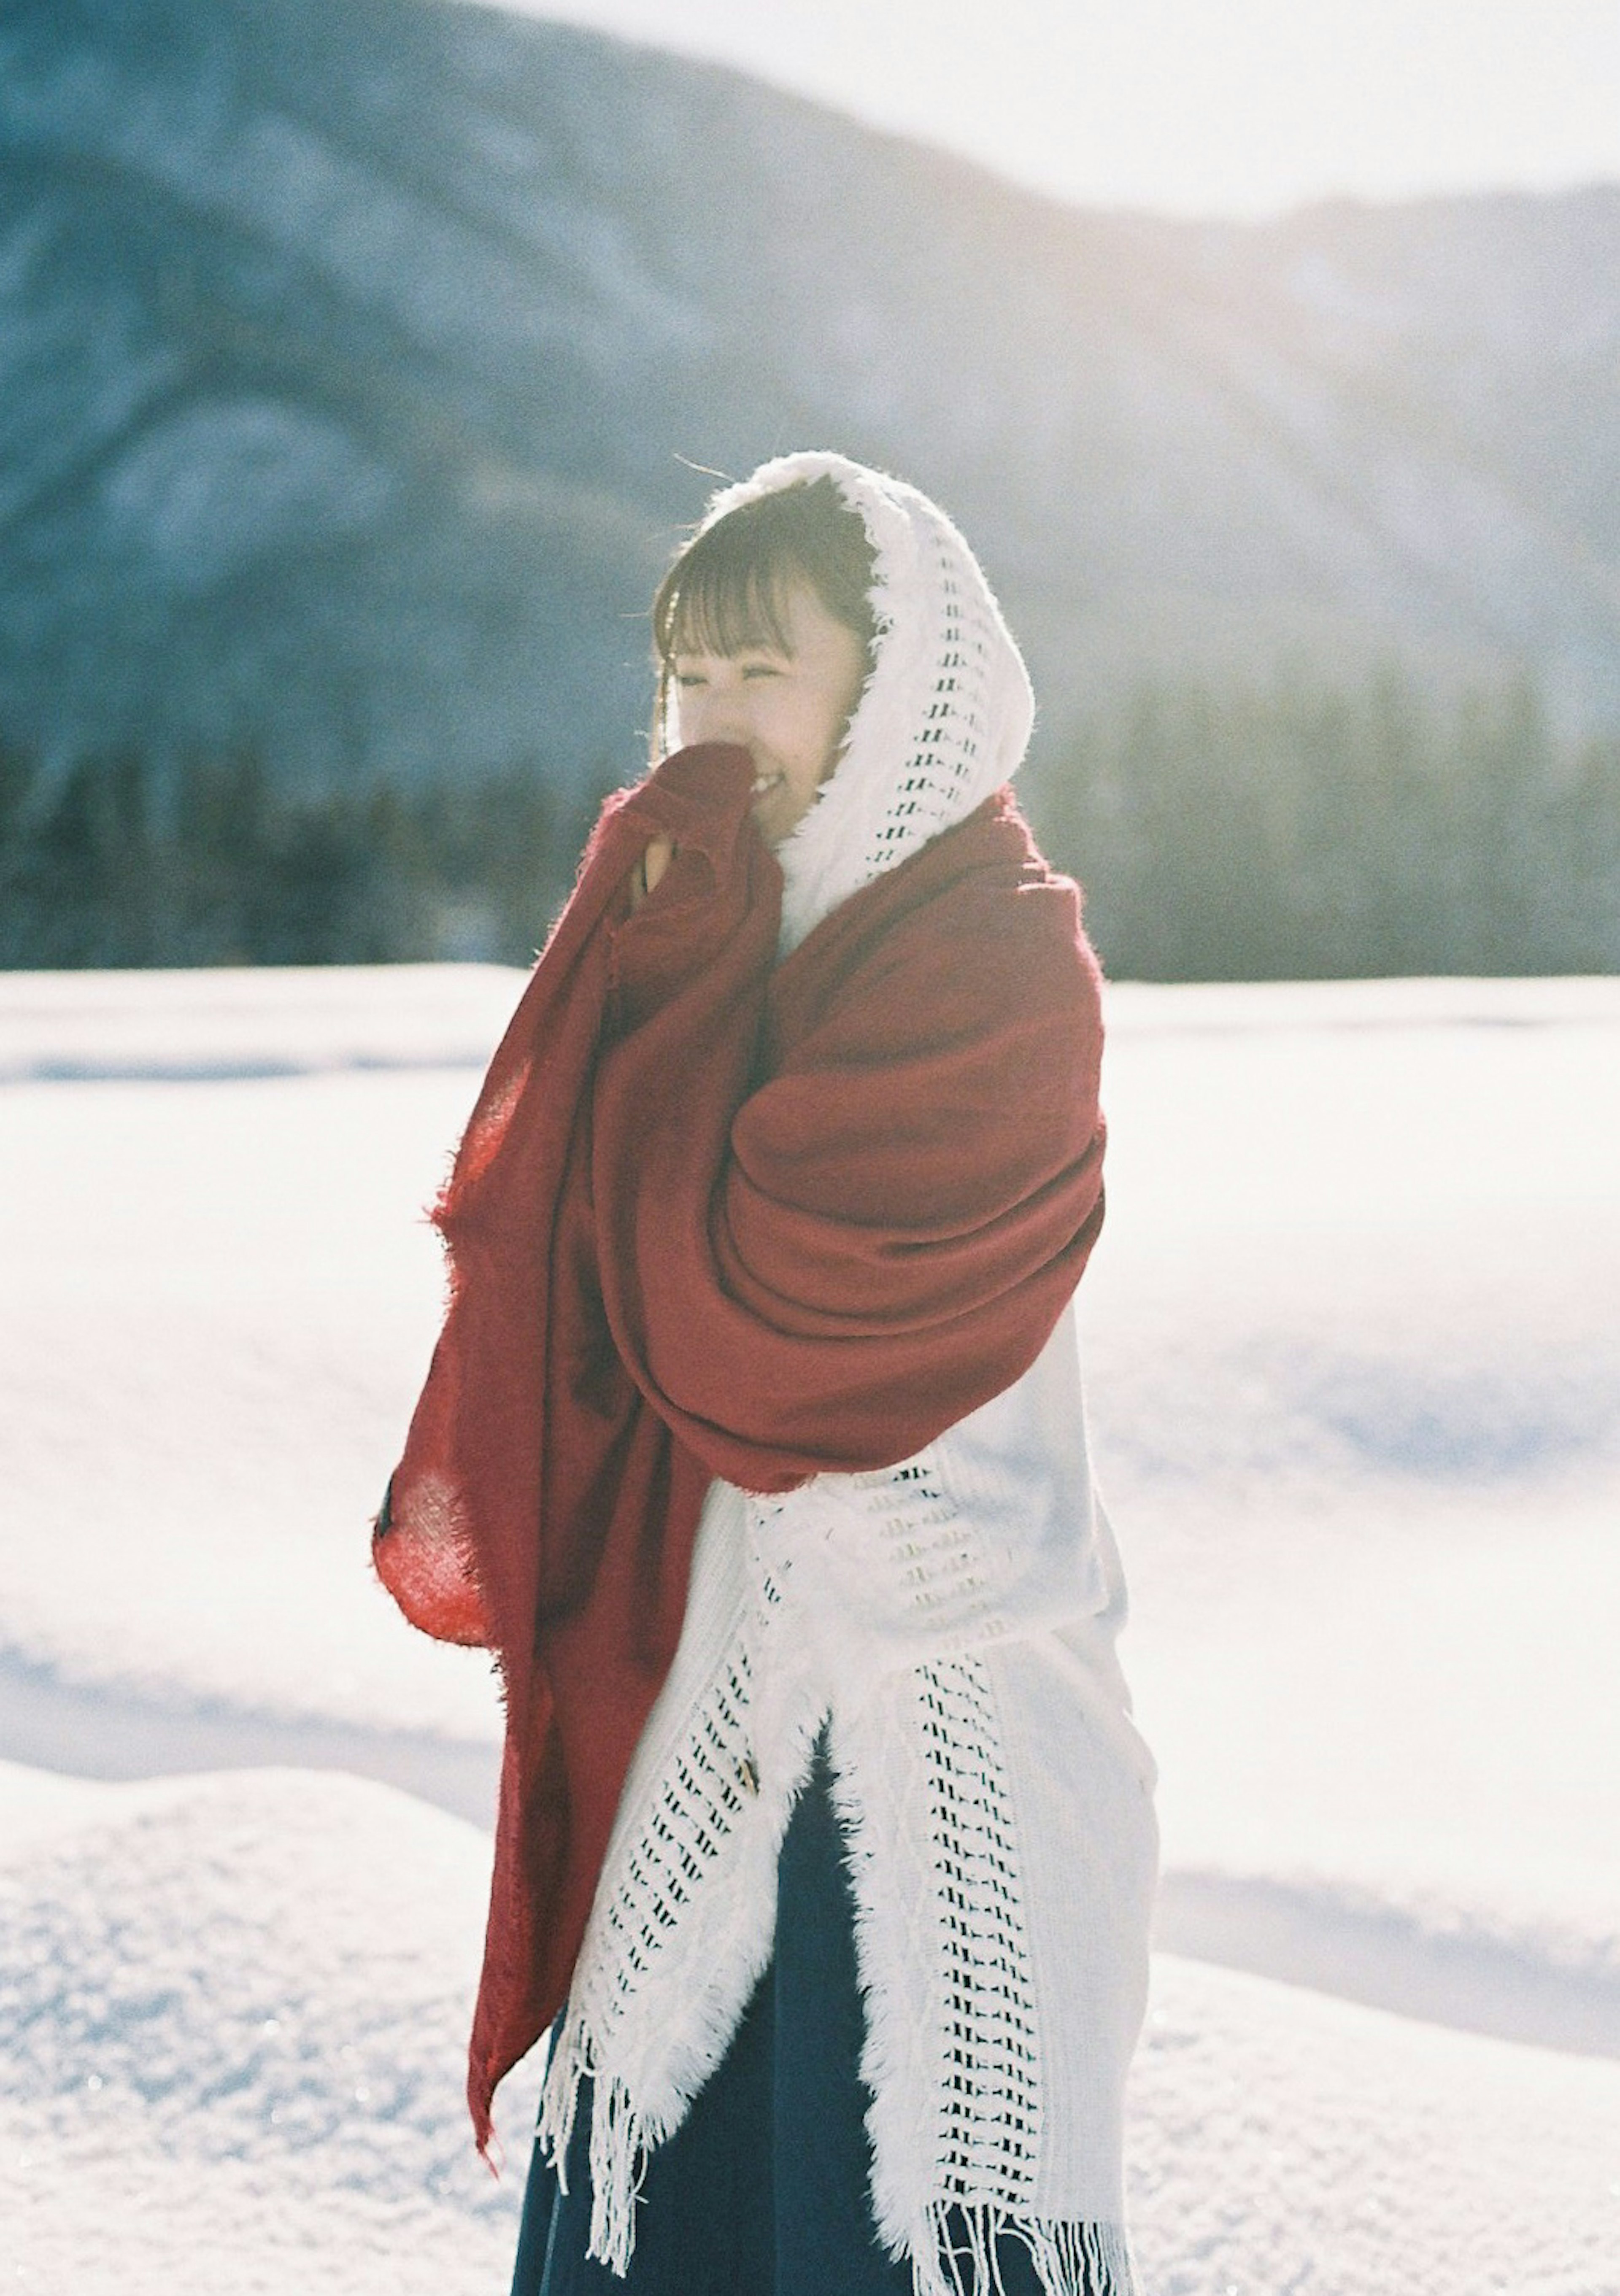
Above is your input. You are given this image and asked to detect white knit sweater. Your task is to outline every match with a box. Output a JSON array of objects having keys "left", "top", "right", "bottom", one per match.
[{"left": 536, "top": 454, "right": 1158, "bottom": 2296}]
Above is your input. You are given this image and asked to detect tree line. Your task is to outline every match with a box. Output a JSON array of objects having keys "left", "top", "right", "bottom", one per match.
[
  {"left": 0, "top": 741, "right": 623, "bottom": 970},
  {"left": 1023, "top": 667, "right": 1620, "bottom": 978},
  {"left": 1, "top": 667, "right": 1616, "bottom": 977}
]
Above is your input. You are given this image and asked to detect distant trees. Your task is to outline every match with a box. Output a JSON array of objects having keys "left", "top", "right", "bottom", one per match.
[
  {"left": 1, "top": 666, "right": 1616, "bottom": 976},
  {"left": 1024, "top": 666, "right": 1620, "bottom": 978},
  {"left": 0, "top": 741, "right": 624, "bottom": 970}
]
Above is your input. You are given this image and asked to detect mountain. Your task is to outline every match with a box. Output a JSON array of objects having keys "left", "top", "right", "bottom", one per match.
[{"left": 3, "top": 0, "right": 1619, "bottom": 791}]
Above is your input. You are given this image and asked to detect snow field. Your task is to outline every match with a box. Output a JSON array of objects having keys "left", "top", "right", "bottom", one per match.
[
  {"left": 1128, "top": 1956, "right": 1620, "bottom": 2296},
  {"left": 1082, "top": 977, "right": 1620, "bottom": 2036},
  {"left": 2, "top": 965, "right": 1618, "bottom": 2293},
  {"left": 0, "top": 1760, "right": 535, "bottom": 2294},
  {"left": 0, "top": 1055, "right": 503, "bottom": 1739}
]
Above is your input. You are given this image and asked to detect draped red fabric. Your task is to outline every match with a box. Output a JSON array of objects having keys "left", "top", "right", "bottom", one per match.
[{"left": 372, "top": 742, "right": 1107, "bottom": 2153}]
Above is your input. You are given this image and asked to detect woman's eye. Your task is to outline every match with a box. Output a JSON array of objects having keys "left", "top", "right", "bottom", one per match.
[{"left": 741, "top": 662, "right": 783, "bottom": 680}]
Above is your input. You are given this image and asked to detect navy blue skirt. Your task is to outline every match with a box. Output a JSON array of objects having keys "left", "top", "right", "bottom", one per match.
[{"left": 510, "top": 1738, "right": 1060, "bottom": 2296}]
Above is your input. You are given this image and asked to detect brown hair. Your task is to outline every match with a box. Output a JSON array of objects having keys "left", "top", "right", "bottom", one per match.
[{"left": 651, "top": 476, "right": 878, "bottom": 753}]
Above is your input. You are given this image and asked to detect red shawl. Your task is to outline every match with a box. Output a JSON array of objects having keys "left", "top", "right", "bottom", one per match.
[{"left": 373, "top": 742, "right": 1106, "bottom": 2152}]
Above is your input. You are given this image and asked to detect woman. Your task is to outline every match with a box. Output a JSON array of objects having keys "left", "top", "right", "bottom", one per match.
[{"left": 375, "top": 454, "right": 1158, "bottom": 2296}]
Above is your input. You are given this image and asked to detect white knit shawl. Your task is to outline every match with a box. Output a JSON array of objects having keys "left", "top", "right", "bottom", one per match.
[{"left": 535, "top": 454, "right": 1157, "bottom": 2296}]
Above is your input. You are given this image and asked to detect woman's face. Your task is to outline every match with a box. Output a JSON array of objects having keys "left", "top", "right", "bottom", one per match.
[{"left": 669, "top": 579, "right": 869, "bottom": 847}]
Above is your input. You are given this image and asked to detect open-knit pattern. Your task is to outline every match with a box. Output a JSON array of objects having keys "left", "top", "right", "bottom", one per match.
[
  {"left": 915, "top": 1657, "right": 1042, "bottom": 2199},
  {"left": 851, "top": 1453, "right": 1008, "bottom": 1647},
  {"left": 536, "top": 1627, "right": 767, "bottom": 2270},
  {"left": 542, "top": 1374, "right": 1149, "bottom": 2293}
]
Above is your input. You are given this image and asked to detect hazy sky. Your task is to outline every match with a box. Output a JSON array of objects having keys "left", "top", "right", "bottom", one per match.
[{"left": 491, "top": 0, "right": 1620, "bottom": 218}]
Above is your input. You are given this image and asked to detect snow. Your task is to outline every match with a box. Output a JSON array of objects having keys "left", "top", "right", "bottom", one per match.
[
  {"left": 1129, "top": 1956, "right": 1620, "bottom": 2296},
  {"left": 2, "top": 963, "right": 1618, "bottom": 2294},
  {"left": 0, "top": 1759, "right": 537, "bottom": 2294},
  {"left": 1080, "top": 976, "right": 1620, "bottom": 2056}
]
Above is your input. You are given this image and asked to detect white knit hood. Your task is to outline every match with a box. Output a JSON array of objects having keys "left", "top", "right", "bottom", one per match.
[{"left": 691, "top": 451, "right": 1037, "bottom": 953}]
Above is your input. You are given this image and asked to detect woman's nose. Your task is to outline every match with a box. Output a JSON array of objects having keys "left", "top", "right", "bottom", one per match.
[{"left": 678, "top": 685, "right": 750, "bottom": 753}]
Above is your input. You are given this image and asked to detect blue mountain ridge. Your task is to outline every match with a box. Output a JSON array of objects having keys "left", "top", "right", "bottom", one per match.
[{"left": 3, "top": 0, "right": 1618, "bottom": 790}]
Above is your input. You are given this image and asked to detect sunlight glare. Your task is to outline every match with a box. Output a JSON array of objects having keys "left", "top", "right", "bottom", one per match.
[{"left": 508, "top": 0, "right": 1620, "bottom": 217}]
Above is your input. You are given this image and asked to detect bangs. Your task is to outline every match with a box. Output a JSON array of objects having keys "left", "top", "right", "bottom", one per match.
[
  {"left": 658, "top": 558, "right": 799, "bottom": 665},
  {"left": 652, "top": 476, "right": 878, "bottom": 673}
]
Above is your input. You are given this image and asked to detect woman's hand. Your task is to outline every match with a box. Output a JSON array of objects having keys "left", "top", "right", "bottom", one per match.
[{"left": 631, "top": 835, "right": 675, "bottom": 909}]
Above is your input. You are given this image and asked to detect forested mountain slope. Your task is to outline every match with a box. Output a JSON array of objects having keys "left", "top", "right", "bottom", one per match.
[{"left": 3, "top": 0, "right": 1618, "bottom": 786}]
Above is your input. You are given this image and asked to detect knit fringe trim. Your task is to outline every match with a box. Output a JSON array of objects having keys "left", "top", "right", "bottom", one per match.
[
  {"left": 536, "top": 2008, "right": 649, "bottom": 2278},
  {"left": 534, "top": 1689, "right": 829, "bottom": 2278},
  {"left": 537, "top": 1922, "right": 1139, "bottom": 2296},
  {"left": 914, "top": 2207, "right": 1139, "bottom": 2296},
  {"left": 536, "top": 1680, "right": 1138, "bottom": 2294},
  {"left": 539, "top": 2020, "right": 1137, "bottom": 2296},
  {"left": 537, "top": 1978, "right": 782, "bottom": 2277}
]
